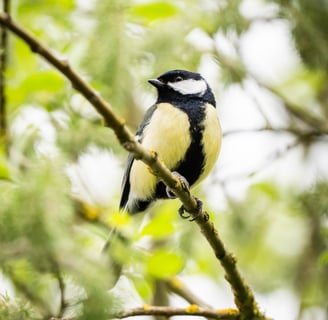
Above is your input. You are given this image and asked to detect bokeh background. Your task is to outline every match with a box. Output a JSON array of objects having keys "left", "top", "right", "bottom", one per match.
[{"left": 1, "top": 0, "right": 328, "bottom": 319}]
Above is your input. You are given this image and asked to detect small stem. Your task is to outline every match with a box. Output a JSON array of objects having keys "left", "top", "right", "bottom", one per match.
[
  {"left": 166, "top": 277, "right": 212, "bottom": 309},
  {"left": 0, "top": 0, "right": 10, "bottom": 150},
  {"left": 117, "top": 305, "right": 240, "bottom": 320}
]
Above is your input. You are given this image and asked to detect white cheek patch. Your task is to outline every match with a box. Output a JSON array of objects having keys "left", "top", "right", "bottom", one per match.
[{"left": 168, "top": 79, "right": 207, "bottom": 96}]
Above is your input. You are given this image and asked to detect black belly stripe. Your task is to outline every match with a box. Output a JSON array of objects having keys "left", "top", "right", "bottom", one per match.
[
  {"left": 174, "top": 124, "right": 204, "bottom": 183},
  {"left": 154, "top": 98, "right": 206, "bottom": 199}
]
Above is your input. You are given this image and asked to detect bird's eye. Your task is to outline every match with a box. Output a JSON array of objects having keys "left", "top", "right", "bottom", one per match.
[{"left": 175, "top": 76, "right": 183, "bottom": 82}]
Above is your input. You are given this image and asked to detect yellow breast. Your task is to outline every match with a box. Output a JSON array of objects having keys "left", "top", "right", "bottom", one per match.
[
  {"left": 129, "top": 103, "right": 192, "bottom": 200},
  {"left": 194, "top": 103, "right": 221, "bottom": 186}
]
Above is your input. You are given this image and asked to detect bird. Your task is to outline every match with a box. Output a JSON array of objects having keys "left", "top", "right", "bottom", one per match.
[{"left": 119, "top": 69, "right": 221, "bottom": 217}]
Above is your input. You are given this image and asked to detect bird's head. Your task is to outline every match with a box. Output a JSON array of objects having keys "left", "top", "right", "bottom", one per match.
[{"left": 148, "top": 70, "right": 216, "bottom": 107}]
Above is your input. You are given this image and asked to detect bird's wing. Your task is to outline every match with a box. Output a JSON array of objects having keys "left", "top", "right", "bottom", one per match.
[
  {"left": 135, "top": 104, "right": 158, "bottom": 138},
  {"left": 119, "top": 152, "right": 135, "bottom": 210},
  {"left": 119, "top": 104, "right": 158, "bottom": 211}
]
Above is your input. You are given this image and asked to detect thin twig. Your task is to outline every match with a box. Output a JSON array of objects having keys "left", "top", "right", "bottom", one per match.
[
  {"left": 242, "top": 82, "right": 272, "bottom": 128},
  {"left": 166, "top": 277, "right": 212, "bottom": 309},
  {"left": 152, "top": 280, "right": 170, "bottom": 320},
  {"left": 253, "top": 77, "right": 328, "bottom": 134},
  {"left": 220, "top": 133, "right": 317, "bottom": 184},
  {"left": 232, "top": 31, "right": 328, "bottom": 135},
  {"left": 116, "top": 305, "right": 240, "bottom": 320},
  {"left": 51, "top": 261, "right": 67, "bottom": 318},
  {"left": 0, "top": 13, "right": 267, "bottom": 319},
  {"left": 0, "top": 0, "right": 10, "bottom": 148},
  {"left": 222, "top": 126, "right": 323, "bottom": 137}
]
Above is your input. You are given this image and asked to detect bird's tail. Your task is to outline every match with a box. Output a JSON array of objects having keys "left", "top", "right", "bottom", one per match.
[{"left": 101, "top": 226, "right": 118, "bottom": 253}]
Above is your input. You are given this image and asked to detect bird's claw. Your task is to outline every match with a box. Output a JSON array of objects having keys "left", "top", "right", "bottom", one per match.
[
  {"left": 166, "top": 171, "right": 190, "bottom": 199},
  {"left": 178, "top": 197, "right": 203, "bottom": 221},
  {"left": 165, "top": 172, "right": 203, "bottom": 221}
]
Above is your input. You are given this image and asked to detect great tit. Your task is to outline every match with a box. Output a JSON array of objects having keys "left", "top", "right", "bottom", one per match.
[{"left": 119, "top": 69, "right": 221, "bottom": 215}]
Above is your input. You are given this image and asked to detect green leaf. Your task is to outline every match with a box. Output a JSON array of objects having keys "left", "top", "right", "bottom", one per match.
[
  {"left": 146, "top": 250, "right": 184, "bottom": 279},
  {"left": 0, "top": 146, "right": 9, "bottom": 180},
  {"left": 130, "top": 2, "right": 178, "bottom": 23},
  {"left": 319, "top": 251, "right": 328, "bottom": 267},
  {"left": 278, "top": 67, "right": 326, "bottom": 106},
  {"left": 18, "top": 0, "right": 75, "bottom": 15},
  {"left": 7, "top": 71, "right": 65, "bottom": 107},
  {"left": 132, "top": 276, "right": 153, "bottom": 300},
  {"left": 21, "top": 71, "right": 65, "bottom": 93},
  {"left": 250, "top": 182, "right": 280, "bottom": 200},
  {"left": 140, "top": 209, "right": 175, "bottom": 238}
]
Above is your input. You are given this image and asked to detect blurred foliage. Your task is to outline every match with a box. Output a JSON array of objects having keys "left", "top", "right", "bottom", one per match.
[
  {"left": 1, "top": 0, "right": 328, "bottom": 319},
  {"left": 276, "top": 0, "right": 328, "bottom": 70}
]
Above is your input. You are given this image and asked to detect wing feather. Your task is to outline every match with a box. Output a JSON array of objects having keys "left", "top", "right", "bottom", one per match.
[{"left": 119, "top": 104, "right": 158, "bottom": 211}]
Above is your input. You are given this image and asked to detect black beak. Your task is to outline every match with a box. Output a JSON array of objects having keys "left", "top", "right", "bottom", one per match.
[{"left": 148, "top": 79, "right": 165, "bottom": 88}]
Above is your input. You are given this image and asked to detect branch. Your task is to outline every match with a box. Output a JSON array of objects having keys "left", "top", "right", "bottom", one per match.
[
  {"left": 51, "top": 261, "right": 67, "bottom": 318},
  {"left": 0, "top": 12, "right": 199, "bottom": 213},
  {"left": 116, "top": 305, "right": 240, "bottom": 320},
  {"left": 216, "top": 136, "right": 303, "bottom": 184},
  {"left": 216, "top": 34, "right": 328, "bottom": 136},
  {"left": 0, "top": 0, "right": 10, "bottom": 147},
  {"left": 0, "top": 13, "right": 126, "bottom": 139},
  {"left": 0, "top": 13, "right": 266, "bottom": 319},
  {"left": 222, "top": 126, "right": 315, "bottom": 137},
  {"left": 49, "top": 306, "right": 240, "bottom": 320},
  {"left": 253, "top": 77, "right": 328, "bottom": 135},
  {"left": 193, "top": 212, "right": 262, "bottom": 318}
]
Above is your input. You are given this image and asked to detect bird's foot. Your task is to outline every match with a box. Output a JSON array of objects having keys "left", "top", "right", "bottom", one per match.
[
  {"left": 166, "top": 171, "right": 190, "bottom": 199},
  {"left": 178, "top": 197, "right": 203, "bottom": 221}
]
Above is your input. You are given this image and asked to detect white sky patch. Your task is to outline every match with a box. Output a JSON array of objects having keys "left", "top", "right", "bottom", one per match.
[
  {"left": 214, "top": 30, "right": 239, "bottom": 60},
  {"left": 185, "top": 28, "right": 215, "bottom": 52},
  {"left": 240, "top": 0, "right": 279, "bottom": 19},
  {"left": 0, "top": 271, "right": 14, "bottom": 298},
  {"left": 11, "top": 105, "right": 56, "bottom": 142},
  {"left": 257, "top": 289, "right": 299, "bottom": 320},
  {"left": 198, "top": 54, "right": 221, "bottom": 92},
  {"left": 10, "top": 105, "right": 58, "bottom": 156},
  {"left": 76, "top": 0, "right": 96, "bottom": 11},
  {"left": 168, "top": 79, "right": 207, "bottom": 96},
  {"left": 240, "top": 19, "right": 300, "bottom": 85}
]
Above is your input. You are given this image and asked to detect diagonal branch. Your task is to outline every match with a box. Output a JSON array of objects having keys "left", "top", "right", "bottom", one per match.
[
  {"left": 0, "top": 13, "right": 267, "bottom": 319},
  {"left": 0, "top": 12, "right": 196, "bottom": 211}
]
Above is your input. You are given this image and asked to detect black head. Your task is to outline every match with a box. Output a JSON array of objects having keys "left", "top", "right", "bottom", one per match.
[{"left": 148, "top": 70, "right": 216, "bottom": 107}]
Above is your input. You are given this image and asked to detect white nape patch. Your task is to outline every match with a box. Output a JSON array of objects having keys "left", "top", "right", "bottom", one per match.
[{"left": 168, "top": 79, "right": 207, "bottom": 96}]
